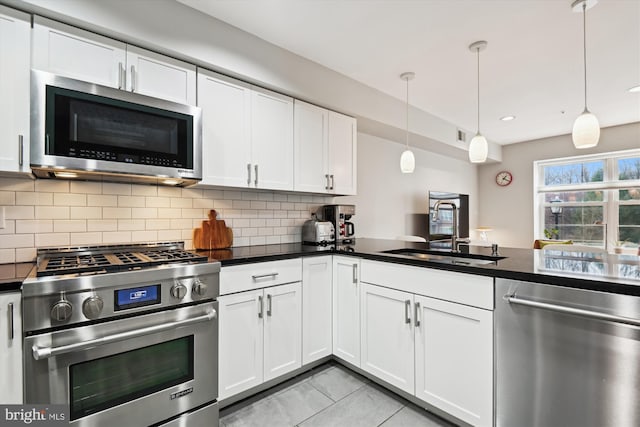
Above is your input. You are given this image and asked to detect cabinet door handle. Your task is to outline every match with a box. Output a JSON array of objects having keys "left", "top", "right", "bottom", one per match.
[
  {"left": 325, "top": 174, "right": 330, "bottom": 190},
  {"left": 258, "top": 295, "right": 263, "bottom": 318},
  {"left": 414, "top": 302, "right": 421, "bottom": 327},
  {"left": 130, "top": 65, "right": 136, "bottom": 92},
  {"left": 247, "top": 163, "right": 252, "bottom": 186},
  {"left": 254, "top": 164, "right": 259, "bottom": 186},
  {"left": 252, "top": 272, "right": 278, "bottom": 281},
  {"left": 405, "top": 300, "right": 411, "bottom": 324},
  {"left": 8, "top": 303, "right": 14, "bottom": 340},
  {"left": 18, "top": 135, "right": 24, "bottom": 167},
  {"left": 330, "top": 174, "right": 335, "bottom": 190},
  {"left": 352, "top": 264, "right": 358, "bottom": 284},
  {"left": 118, "top": 62, "right": 124, "bottom": 89},
  {"left": 266, "top": 294, "right": 272, "bottom": 317}
]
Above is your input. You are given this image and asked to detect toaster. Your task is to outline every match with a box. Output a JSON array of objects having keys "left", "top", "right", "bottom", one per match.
[{"left": 302, "top": 220, "right": 335, "bottom": 245}]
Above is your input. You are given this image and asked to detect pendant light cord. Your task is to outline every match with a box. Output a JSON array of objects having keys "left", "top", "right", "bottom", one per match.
[
  {"left": 476, "top": 47, "right": 481, "bottom": 134},
  {"left": 582, "top": 2, "right": 588, "bottom": 111},
  {"left": 405, "top": 76, "right": 409, "bottom": 149}
]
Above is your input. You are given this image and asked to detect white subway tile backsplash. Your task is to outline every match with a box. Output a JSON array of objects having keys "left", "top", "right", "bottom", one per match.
[
  {"left": 54, "top": 220, "right": 87, "bottom": 233},
  {"left": 17, "top": 220, "right": 53, "bottom": 234},
  {"left": 118, "top": 196, "right": 146, "bottom": 208},
  {"left": 34, "top": 206, "right": 67, "bottom": 220},
  {"left": 0, "top": 176, "right": 334, "bottom": 263},
  {"left": 54, "top": 193, "right": 87, "bottom": 206},
  {"left": 69, "top": 207, "right": 100, "bottom": 219},
  {"left": 88, "top": 195, "right": 118, "bottom": 207},
  {"left": 35, "top": 233, "right": 68, "bottom": 247},
  {"left": 17, "top": 192, "right": 53, "bottom": 206},
  {"left": 102, "top": 183, "right": 132, "bottom": 195},
  {"left": 34, "top": 180, "right": 69, "bottom": 193}
]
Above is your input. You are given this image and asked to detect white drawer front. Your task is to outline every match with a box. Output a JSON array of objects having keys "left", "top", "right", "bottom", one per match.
[
  {"left": 360, "top": 260, "right": 493, "bottom": 310},
  {"left": 221, "top": 258, "right": 302, "bottom": 295}
]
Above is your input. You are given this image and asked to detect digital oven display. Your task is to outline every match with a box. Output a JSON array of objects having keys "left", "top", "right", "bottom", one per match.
[{"left": 114, "top": 285, "right": 161, "bottom": 311}]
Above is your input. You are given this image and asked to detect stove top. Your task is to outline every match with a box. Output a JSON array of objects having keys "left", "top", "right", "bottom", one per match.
[{"left": 35, "top": 242, "right": 208, "bottom": 277}]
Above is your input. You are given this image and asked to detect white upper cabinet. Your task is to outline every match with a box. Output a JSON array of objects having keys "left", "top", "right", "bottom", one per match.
[
  {"left": 328, "top": 111, "right": 357, "bottom": 195},
  {"left": 250, "top": 87, "right": 294, "bottom": 191},
  {"left": 294, "top": 100, "right": 329, "bottom": 193},
  {"left": 197, "top": 69, "right": 294, "bottom": 191},
  {"left": 294, "top": 102, "right": 357, "bottom": 195},
  {"left": 125, "top": 45, "right": 196, "bottom": 105},
  {"left": 32, "top": 17, "right": 196, "bottom": 104},
  {"left": 198, "top": 70, "right": 252, "bottom": 187},
  {"left": 0, "top": 5, "right": 30, "bottom": 174}
]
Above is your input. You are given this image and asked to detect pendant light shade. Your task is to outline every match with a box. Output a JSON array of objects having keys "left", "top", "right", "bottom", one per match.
[
  {"left": 468, "top": 41, "right": 488, "bottom": 163},
  {"left": 400, "top": 72, "right": 415, "bottom": 174},
  {"left": 572, "top": 0, "right": 599, "bottom": 149}
]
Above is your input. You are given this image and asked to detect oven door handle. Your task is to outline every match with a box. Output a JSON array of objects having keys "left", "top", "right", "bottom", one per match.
[{"left": 32, "top": 309, "right": 217, "bottom": 361}]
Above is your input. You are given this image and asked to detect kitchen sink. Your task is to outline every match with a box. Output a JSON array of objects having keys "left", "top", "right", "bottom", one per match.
[{"left": 381, "top": 248, "right": 506, "bottom": 266}]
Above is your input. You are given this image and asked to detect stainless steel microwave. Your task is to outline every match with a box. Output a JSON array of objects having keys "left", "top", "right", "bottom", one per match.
[{"left": 30, "top": 70, "right": 202, "bottom": 186}]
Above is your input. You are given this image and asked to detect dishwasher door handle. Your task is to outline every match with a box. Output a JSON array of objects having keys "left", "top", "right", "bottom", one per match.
[{"left": 504, "top": 294, "right": 640, "bottom": 327}]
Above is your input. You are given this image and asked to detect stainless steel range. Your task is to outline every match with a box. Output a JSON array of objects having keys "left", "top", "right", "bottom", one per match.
[{"left": 22, "top": 242, "right": 220, "bottom": 427}]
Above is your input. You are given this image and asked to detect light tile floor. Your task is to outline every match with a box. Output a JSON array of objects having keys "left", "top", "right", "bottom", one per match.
[{"left": 220, "top": 362, "right": 457, "bottom": 427}]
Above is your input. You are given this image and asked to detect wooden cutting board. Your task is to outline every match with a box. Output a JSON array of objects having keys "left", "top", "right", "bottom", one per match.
[{"left": 193, "top": 210, "right": 233, "bottom": 249}]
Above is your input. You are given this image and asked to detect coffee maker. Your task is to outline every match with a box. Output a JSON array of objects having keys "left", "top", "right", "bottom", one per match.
[{"left": 318, "top": 204, "right": 356, "bottom": 244}]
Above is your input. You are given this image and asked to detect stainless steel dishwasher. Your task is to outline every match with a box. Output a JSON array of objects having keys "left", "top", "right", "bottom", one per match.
[{"left": 495, "top": 278, "right": 640, "bottom": 427}]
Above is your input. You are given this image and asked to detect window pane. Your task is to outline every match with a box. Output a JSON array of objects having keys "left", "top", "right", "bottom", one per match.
[
  {"left": 544, "top": 206, "right": 604, "bottom": 243},
  {"left": 619, "top": 205, "right": 640, "bottom": 246},
  {"left": 544, "top": 161, "right": 604, "bottom": 185},
  {"left": 618, "top": 157, "right": 640, "bottom": 180},
  {"left": 544, "top": 191, "right": 603, "bottom": 203},
  {"left": 619, "top": 188, "right": 640, "bottom": 201}
]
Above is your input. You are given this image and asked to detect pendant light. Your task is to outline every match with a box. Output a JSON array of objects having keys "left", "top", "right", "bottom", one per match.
[
  {"left": 468, "top": 41, "right": 488, "bottom": 163},
  {"left": 400, "top": 72, "right": 416, "bottom": 173},
  {"left": 571, "top": 0, "right": 600, "bottom": 149}
]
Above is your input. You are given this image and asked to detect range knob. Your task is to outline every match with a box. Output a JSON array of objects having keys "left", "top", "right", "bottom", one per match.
[
  {"left": 82, "top": 296, "right": 104, "bottom": 320},
  {"left": 170, "top": 283, "right": 187, "bottom": 300},
  {"left": 51, "top": 299, "right": 73, "bottom": 322},
  {"left": 192, "top": 279, "right": 208, "bottom": 296}
]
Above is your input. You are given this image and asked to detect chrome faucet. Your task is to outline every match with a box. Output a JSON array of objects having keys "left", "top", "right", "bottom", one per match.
[{"left": 432, "top": 200, "right": 469, "bottom": 253}]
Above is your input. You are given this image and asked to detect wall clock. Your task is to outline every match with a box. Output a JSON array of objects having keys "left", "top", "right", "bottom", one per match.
[{"left": 496, "top": 171, "right": 513, "bottom": 187}]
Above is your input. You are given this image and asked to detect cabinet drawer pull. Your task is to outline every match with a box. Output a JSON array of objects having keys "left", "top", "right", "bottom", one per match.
[
  {"left": 352, "top": 264, "right": 358, "bottom": 284},
  {"left": 266, "top": 294, "right": 272, "bottom": 316},
  {"left": 18, "top": 135, "right": 24, "bottom": 167},
  {"left": 247, "top": 163, "right": 252, "bottom": 186},
  {"left": 252, "top": 272, "right": 279, "bottom": 281},
  {"left": 405, "top": 300, "right": 411, "bottom": 324},
  {"left": 258, "top": 295, "right": 263, "bottom": 318},
  {"left": 414, "top": 302, "right": 421, "bottom": 327},
  {"left": 8, "top": 303, "right": 14, "bottom": 340}
]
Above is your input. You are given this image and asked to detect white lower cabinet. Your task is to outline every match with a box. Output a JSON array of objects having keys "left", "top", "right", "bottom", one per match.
[
  {"left": 360, "top": 284, "right": 415, "bottom": 394},
  {"left": 302, "top": 256, "right": 332, "bottom": 364},
  {"left": 332, "top": 256, "right": 361, "bottom": 367},
  {"left": 0, "top": 291, "right": 22, "bottom": 404},
  {"left": 414, "top": 295, "right": 493, "bottom": 427},
  {"left": 218, "top": 282, "right": 301, "bottom": 400}
]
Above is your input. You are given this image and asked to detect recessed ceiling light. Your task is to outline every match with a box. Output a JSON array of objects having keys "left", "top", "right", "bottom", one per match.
[
  {"left": 500, "top": 115, "right": 516, "bottom": 121},
  {"left": 629, "top": 85, "right": 640, "bottom": 93}
]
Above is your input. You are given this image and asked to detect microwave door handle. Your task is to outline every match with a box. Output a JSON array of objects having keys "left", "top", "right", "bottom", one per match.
[
  {"left": 72, "top": 113, "right": 78, "bottom": 141},
  {"left": 32, "top": 309, "right": 217, "bottom": 360}
]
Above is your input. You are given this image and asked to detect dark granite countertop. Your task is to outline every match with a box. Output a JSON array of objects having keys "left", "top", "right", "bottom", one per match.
[
  {"left": 196, "top": 238, "right": 640, "bottom": 296},
  {"left": 0, "top": 262, "right": 35, "bottom": 292}
]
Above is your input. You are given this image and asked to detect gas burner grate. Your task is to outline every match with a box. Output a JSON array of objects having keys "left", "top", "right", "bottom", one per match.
[
  {"left": 114, "top": 252, "right": 145, "bottom": 264},
  {"left": 39, "top": 254, "right": 112, "bottom": 277},
  {"left": 141, "top": 249, "right": 207, "bottom": 263}
]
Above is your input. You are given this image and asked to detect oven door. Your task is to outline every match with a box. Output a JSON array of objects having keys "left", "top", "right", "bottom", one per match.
[{"left": 24, "top": 301, "right": 217, "bottom": 427}]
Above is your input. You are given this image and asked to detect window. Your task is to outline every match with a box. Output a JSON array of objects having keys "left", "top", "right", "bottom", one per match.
[{"left": 534, "top": 150, "right": 640, "bottom": 252}]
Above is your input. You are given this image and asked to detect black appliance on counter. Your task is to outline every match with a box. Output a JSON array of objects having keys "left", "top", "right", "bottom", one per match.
[{"left": 22, "top": 242, "right": 219, "bottom": 427}]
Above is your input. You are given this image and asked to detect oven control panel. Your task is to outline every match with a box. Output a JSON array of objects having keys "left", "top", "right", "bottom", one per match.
[{"left": 24, "top": 262, "right": 220, "bottom": 333}]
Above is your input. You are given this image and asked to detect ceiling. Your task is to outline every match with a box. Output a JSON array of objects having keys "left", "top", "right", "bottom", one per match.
[{"left": 178, "top": 0, "right": 640, "bottom": 145}]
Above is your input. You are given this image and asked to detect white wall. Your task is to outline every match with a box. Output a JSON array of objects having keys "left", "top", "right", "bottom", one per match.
[
  {"left": 340, "top": 133, "right": 479, "bottom": 240},
  {"left": 478, "top": 122, "right": 640, "bottom": 248}
]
